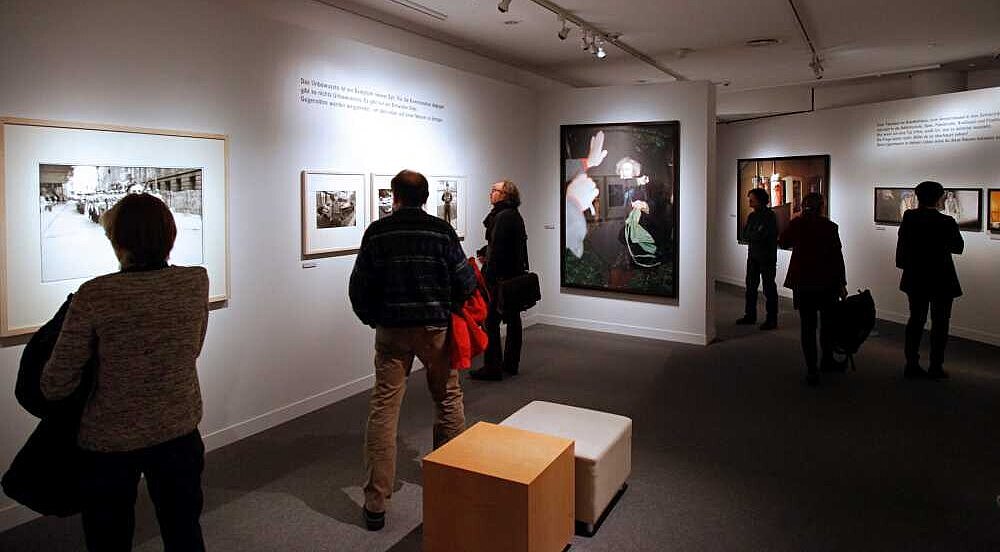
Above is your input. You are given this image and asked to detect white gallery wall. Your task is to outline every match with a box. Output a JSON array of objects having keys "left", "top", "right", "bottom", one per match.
[
  {"left": 715, "top": 87, "right": 1000, "bottom": 346},
  {"left": 0, "top": 0, "right": 545, "bottom": 529},
  {"left": 529, "top": 82, "right": 718, "bottom": 345}
]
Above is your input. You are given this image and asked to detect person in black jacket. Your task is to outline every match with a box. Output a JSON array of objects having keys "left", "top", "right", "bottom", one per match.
[
  {"left": 738, "top": 188, "right": 779, "bottom": 330},
  {"left": 895, "top": 180, "right": 964, "bottom": 380},
  {"left": 470, "top": 180, "right": 529, "bottom": 381}
]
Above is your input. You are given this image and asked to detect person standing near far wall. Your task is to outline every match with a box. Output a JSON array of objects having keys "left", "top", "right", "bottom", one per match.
[
  {"left": 470, "top": 180, "right": 529, "bottom": 381},
  {"left": 895, "top": 180, "right": 964, "bottom": 380},
  {"left": 779, "top": 193, "right": 847, "bottom": 386},
  {"left": 738, "top": 188, "right": 779, "bottom": 330}
]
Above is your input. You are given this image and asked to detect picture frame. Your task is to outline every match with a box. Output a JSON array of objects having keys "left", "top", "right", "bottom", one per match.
[
  {"left": 301, "top": 170, "right": 367, "bottom": 257},
  {"left": 737, "top": 155, "right": 830, "bottom": 248},
  {"left": 427, "top": 175, "right": 467, "bottom": 238},
  {"left": 874, "top": 186, "right": 983, "bottom": 231},
  {"left": 560, "top": 121, "right": 680, "bottom": 299},
  {"left": 369, "top": 173, "right": 394, "bottom": 223},
  {"left": 989, "top": 188, "right": 1000, "bottom": 235},
  {"left": 1, "top": 117, "right": 229, "bottom": 337}
]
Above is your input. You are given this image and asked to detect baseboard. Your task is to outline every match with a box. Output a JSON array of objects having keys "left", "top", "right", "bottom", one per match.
[
  {"left": 533, "top": 314, "right": 710, "bottom": 345},
  {"left": 201, "top": 373, "right": 375, "bottom": 452},
  {"left": 876, "top": 309, "right": 1000, "bottom": 347},
  {"left": 0, "top": 501, "right": 41, "bottom": 534}
]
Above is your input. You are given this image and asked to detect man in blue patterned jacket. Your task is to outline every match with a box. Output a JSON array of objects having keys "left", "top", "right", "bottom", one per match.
[{"left": 349, "top": 169, "right": 476, "bottom": 531}]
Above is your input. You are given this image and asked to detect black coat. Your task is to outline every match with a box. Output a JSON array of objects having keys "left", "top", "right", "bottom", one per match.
[
  {"left": 483, "top": 200, "right": 528, "bottom": 285},
  {"left": 895, "top": 208, "right": 964, "bottom": 298}
]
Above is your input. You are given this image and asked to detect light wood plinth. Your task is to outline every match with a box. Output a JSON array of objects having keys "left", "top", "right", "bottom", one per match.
[{"left": 423, "top": 422, "right": 575, "bottom": 552}]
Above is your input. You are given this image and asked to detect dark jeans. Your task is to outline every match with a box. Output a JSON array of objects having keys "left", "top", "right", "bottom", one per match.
[
  {"left": 81, "top": 430, "right": 205, "bottom": 552},
  {"left": 904, "top": 293, "right": 954, "bottom": 369},
  {"left": 484, "top": 297, "right": 522, "bottom": 373},
  {"left": 744, "top": 257, "right": 778, "bottom": 322},
  {"left": 795, "top": 289, "right": 837, "bottom": 372}
]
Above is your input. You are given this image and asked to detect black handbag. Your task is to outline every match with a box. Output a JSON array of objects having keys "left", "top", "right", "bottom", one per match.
[
  {"left": 2, "top": 294, "right": 95, "bottom": 517},
  {"left": 497, "top": 272, "right": 541, "bottom": 315}
]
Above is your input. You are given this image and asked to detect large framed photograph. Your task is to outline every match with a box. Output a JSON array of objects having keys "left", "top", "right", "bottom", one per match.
[
  {"left": 1, "top": 118, "right": 229, "bottom": 337},
  {"left": 737, "top": 155, "right": 830, "bottom": 248},
  {"left": 427, "top": 176, "right": 466, "bottom": 238},
  {"left": 369, "top": 174, "right": 394, "bottom": 222},
  {"left": 301, "top": 171, "right": 366, "bottom": 256},
  {"left": 875, "top": 186, "right": 983, "bottom": 231},
  {"left": 989, "top": 189, "right": 1000, "bottom": 235},
  {"left": 560, "top": 121, "right": 679, "bottom": 298}
]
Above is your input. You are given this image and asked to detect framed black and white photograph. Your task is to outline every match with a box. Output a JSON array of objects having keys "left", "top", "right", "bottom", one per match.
[
  {"left": 369, "top": 174, "right": 394, "bottom": 222},
  {"left": 427, "top": 176, "right": 466, "bottom": 238},
  {"left": 1, "top": 118, "right": 229, "bottom": 337},
  {"left": 737, "top": 155, "right": 830, "bottom": 247},
  {"left": 301, "top": 170, "right": 367, "bottom": 256},
  {"left": 39, "top": 164, "right": 205, "bottom": 283},
  {"left": 560, "top": 121, "right": 679, "bottom": 298}
]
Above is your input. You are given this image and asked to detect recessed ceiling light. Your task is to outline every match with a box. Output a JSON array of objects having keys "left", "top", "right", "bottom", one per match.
[
  {"left": 745, "top": 38, "right": 782, "bottom": 48},
  {"left": 503, "top": 19, "right": 521, "bottom": 25}
]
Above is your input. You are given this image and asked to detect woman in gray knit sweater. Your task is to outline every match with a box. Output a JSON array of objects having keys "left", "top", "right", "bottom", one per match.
[{"left": 41, "top": 193, "right": 209, "bottom": 551}]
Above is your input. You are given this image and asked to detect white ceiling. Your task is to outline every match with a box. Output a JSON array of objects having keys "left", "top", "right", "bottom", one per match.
[{"left": 318, "top": 0, "right": 1000, "bottom": 90}]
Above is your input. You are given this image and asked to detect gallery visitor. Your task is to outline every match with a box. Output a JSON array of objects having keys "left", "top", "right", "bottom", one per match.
[
  {"left": 348, "top": 170, "right": 477, "bottom": 531},
  {"left": 895, "top": 180, "right": 964, "bottom": 380},
  {"left": 737, "top": 187, "right": 779, "bottom": 330},
  {"left": 470, "top": 180, "right": 530, "bottom": 381},
  {"left": 778, "top": 192, "right": 848, "bottom": 386},
  {"left": 40, "top": 193, "right": 210, "bottom": 551}
]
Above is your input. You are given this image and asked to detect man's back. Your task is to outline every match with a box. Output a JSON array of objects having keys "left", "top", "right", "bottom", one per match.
[
  {"left": 896, "top": 208, "right": 964, "bottom": 298},
  {"left": 349, "top": 207, "right": 476, "bottom": 328}
]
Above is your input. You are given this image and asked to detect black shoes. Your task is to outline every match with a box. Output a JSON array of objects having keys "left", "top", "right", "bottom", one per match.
[
  {"left": 469, "top": 367, "right": 503, "bottom": 381},
  {"left": 903, "top": 364, "right": 928, "bottom": 379},
  {"left": 927, "top": 366, "right": 949, "bottom": 380},
  {"left": 759, "top": 319, "right": 778, "bottom": 331},
  {"left": 735, "top": 316, "right": 757, "bottom": 325},
  {"left": 363, "top": 507, "right": 385, "bottom": 531}
]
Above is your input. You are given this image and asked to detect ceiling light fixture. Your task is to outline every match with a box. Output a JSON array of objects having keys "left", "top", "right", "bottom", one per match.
[
  {"left": 497, "top": 0, "right": 512, "bottom": 13},
  {"left": 596, "top": 42, "right": 607, "bottom": 59},
  {"left": 557, "top": 17, "right": 571, "bottom": 40},
  {"left": 581, "top": 30, "right": 591, "bottom": 51}
]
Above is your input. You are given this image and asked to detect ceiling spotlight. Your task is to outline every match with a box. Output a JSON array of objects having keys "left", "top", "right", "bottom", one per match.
[
  {"left": 809, "top": 54, "right": 824, "bottom": 79},
  {"left": 581, "top": 30, "right": 591, "bottom": 51},
  {"left": 497, "top": 0, "right": 511, "bottom": 13},
  {"left": 596, "top": 44, "right": 607, "bottom": 59},
  {"left": 557, "top": 18, "right": 571, "bottom": 40}
]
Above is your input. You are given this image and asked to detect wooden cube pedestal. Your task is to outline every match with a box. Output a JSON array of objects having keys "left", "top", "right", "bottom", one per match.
[{"left": 423, "top": 422, "right": 575, "bottom": 552}]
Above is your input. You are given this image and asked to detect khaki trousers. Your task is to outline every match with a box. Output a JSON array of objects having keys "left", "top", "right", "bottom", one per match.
[{"left": 364, "top": 326, "right": 465, "bottom": 513}]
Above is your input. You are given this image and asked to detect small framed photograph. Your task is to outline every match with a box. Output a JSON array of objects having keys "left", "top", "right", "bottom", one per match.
[
  {"left": 427, "top": 176, "right": 467, "bottom": 238},
  {"left": 369, "top": 174, "right": 394, "bottom": 222},
  {"left": 989, "top": 188, "right": 1000, "bottom": 235},
  {"left": 874, "top": 186, "right": 983, "bottom": 231},
  {"left": 301, "top": 171, "right": 367, "bottom": 256}
]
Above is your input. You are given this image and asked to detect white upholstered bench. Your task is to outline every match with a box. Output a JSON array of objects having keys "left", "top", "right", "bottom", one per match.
[{"left": 500, "top": 401, "right": 632, "bottom": 535}]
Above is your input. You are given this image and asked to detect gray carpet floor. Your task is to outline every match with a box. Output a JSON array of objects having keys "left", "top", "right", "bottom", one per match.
[{"left": 2, "top": 283, "right": 999, "bottom": 551}]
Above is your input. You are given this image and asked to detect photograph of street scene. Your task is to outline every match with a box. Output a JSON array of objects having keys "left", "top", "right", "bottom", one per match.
[
  {"left": 315, "top": 190, "right": 357, "bottom": 229},
  {"left": 39, "top": 164, "right": 204, "bottom": 282}
]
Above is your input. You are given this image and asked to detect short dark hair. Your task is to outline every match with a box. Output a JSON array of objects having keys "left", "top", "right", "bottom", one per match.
[
  {"left": 747, "top": 188, "right": 769, "bottom": 205},
  {"left": 802, "top": 192, "right": 824, "bottom": 213},
  {"left": 391, "top": 170, "right": 429, "bottom": 207},
  {"left": 101, "top": 193, "right": 176, "bottom": 267},
  {"left": 914, "top": 181, "right": 945, "bottom": 206}
]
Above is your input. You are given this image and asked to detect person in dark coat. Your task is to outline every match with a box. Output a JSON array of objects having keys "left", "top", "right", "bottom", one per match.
[
  {"left": 738, "top": 188, "right": 779, "bottom": 329},
  {"left": 895, "top": 180, "right": 964, "bottom": 380},
  {"left": 779, "top": 193, "right": 847, "bottom": 386},
  {"left": 470, "top": 180, "right": 529, "bottom": 381}
]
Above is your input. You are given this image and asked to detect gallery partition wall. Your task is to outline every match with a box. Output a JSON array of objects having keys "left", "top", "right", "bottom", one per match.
[{"left": 716, "top": 86, "right": 1000, "bottom": 346}]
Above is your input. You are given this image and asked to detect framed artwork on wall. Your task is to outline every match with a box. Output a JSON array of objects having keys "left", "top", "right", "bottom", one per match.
[
  {"left": 301, "top": 171, "right": 367, "bottom": 257},
  {"left": 874, "top": 186, "right": 983, "bottom": 231},
  {"left": 427, "top": 175, "right": 466, "bottom": 238},
  {"left": 989, "top": 189, "right": 1000, "bottom": 235},
  {"left": 369, "top": 173, "right": 394, "bottom": 222},
  {"left": 560, "top": 121, "right": 679, "bottom": 298},
  {"left": 1, "top": 117, "right": 229, "bottom": 337},
  {"left": 737, "top": 155, "right": 830, "bottom": 248}
]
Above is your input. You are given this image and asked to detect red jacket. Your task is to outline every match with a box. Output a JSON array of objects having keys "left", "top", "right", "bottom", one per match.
[{"left": 450, "top": 260, "right": 490, "bottom": 371}]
